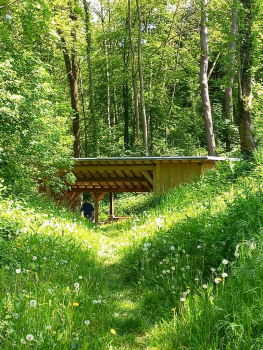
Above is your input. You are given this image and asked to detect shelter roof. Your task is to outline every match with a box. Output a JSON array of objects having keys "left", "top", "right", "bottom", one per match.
[{"left": 68, "top": 156, "right": 235, "bottom": 193}]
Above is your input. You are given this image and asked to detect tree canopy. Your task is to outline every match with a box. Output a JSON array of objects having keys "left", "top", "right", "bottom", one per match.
[{"left": 1, "top": 0, "right": 263, "bottom": 191}]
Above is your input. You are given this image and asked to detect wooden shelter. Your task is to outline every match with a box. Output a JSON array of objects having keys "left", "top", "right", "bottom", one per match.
[{"left": 57, "top": 156, "right": 233, "bottom": 223}]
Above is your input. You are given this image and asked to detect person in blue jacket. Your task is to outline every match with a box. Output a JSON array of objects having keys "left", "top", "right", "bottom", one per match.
[{"left": 81, "top": 199, "right": 94, "bottom": 221}]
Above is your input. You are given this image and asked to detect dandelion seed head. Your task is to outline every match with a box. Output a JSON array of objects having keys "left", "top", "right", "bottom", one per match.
[
  {"left": 84, "top": 320, "right": 90, "bottom": 325},
  {"left": 29, "top": 300, "right": 37, "bottom": 307},
  {"left": 222, "top": 273, "right": 228, "bottom": 278},
  {"left": 222, "top": 259, "right": 228, "bottom": 265},
  {"left": 32, "top": 256, "right": 37, "bottom": 261},
  {"left": 26, "top": 334, "right": 34, "bottom": 341},
  {"left": 21, "top": 339, "right": 27, "bottom": 344},
  {"left": 203, "top": 284, "right": 208, "bottom": 289},
  {"left": 15, "top": 268, "right": 21, "bottom": 274},
  {"left": 74, "top": 283, "right": 80, "bottom": 289}
]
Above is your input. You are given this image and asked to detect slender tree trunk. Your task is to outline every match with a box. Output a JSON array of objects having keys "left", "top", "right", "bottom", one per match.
[
  {"left": 123, "top": 82, "right": 129, "bottom": 150},
  {"left": 168, "top": 16, "right": 185, "bottom": 118},
  {"left": 225, "top": 3, "right": 237, "bottom": 151},
  {"left": 123, "top": 35, "right": 129, "bottom": 150},
  {"left": 200, "top": 0, "right": 216, "bottom": 156},
  {"left": 100, "top": 1, "right": 112, "bottom": 134},
  {"left": 128, "top": 0, "right": 140, "bottom": 143},
  {"left": 136, "top": 0, "right": 148, "bottom": 155},
  {"left": 79, "top": 63, "right": 88, "bottom": 157},
  {"left": 59, "top": 22, "right": 81, "bottom": 158},
  {"left": 238, "top": 0, "right": 256, "bottom": 157},
  {"left": 83, "top": 0, "right": 98, "bottom": 156}
]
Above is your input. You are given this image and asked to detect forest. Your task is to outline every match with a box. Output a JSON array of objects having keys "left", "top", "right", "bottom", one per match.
[
  {"left": 1, "top": 1, "right": 263, "bottom": 349},
  {"left": 1, "top": 0, "right": 263, "bottom": 192}
]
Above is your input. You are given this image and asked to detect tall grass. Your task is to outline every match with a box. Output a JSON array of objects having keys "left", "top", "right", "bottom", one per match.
[{"left": 1, "top": 160, "right": 263, "bottom": 349}]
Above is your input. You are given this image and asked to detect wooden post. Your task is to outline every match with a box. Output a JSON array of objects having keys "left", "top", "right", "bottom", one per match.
[
  {"left": 109, "top": 192, "right": 114, "bottom": 218},
  {"left": 46, "top": 184, "right": 52, "bottom": 198},
  {"left": 91, "top": 192, "right": 108, "bottom": 224},
  {"left": 91, "top": 193, "right": 99, "bottom": 224}
]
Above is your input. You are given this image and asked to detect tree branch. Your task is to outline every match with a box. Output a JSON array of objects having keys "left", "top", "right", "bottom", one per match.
[
  {"left": 207, "top": 52, "right": 220, "bottom": 81},
  {"left": 0, "top": 0, "right": 20, "bottom": 9}
]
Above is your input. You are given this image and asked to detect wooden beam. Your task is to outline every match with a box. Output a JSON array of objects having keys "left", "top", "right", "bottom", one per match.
[
  {"left": 69, "top": 187, "right": 151, "bottom": 193},
  {"left": 69, "top": 191, "right": 82, "bottom": 209},
  {"left": 140, "top": 171, "right": 153, "bottom": 185},
  {"left": 110, "top": 192, "right": 114, "bottom": 217},
  {"left": 98, "top": 192, "right": 108, "bottom": 201},
  {"left": 73, "top": 165, "right": 155, "bottom": 172},
  {"left": 75, "top": 176, "right": 147, "bottom": 183}
]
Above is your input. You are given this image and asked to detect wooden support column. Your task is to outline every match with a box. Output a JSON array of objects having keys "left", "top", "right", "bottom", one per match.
[
  {"left": 91, "top": 192, "right": 108, "bottom": 224},
  {"left": 109, "top": 192, "right": 114, "bottom": 218},
  {"left": 46, "top": 184, "right": 52, "bottom": 198}
]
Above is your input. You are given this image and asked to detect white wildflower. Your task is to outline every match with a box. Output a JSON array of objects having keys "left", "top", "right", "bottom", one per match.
[
  {"left": 26, "top": 334, "right": 34, "bottom": 341},
  {"left": 30, "top": 300, "right": 37, "bottom": 308}
]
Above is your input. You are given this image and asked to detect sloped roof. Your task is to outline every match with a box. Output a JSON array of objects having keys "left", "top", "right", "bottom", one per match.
[{"left": 68, "top": 156, "right": 234, "bottom": 193}]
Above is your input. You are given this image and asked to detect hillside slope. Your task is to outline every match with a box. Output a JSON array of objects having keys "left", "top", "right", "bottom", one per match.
[{"left": 1, "top": 161, "right": 263, "bottom": 349}]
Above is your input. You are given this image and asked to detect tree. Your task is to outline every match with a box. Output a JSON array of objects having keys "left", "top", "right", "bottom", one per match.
[
  {"left": 237, "top": 0, "right": 256, "bottom": 156},
  {"left": 83, "top": 0, "right": 98, "bottom": 156},
  {"left": 200, "top": 0, "right": 216, "bottom": 156},
  {"left": 225, "top": 0, "right": 237, "bottom": 151},
  {"left": 58, "top": 5, "right": 81, "bottom": 158},
  {"left": 136, "top": 0, "right": 148, "bottom": 155}
]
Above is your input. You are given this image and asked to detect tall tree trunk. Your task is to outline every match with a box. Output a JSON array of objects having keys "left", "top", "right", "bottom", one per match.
[
  {"left": 200, "top": 0, "right": 216, "bottom": 156},
  {"left": 225, "top": 2, "right": 237, "bottom": 151},
  {"left": 123, "top": 82, "right": 129, "bottom": 150},
  {"left": 59, "top": 18, "right": 81, "bottom": 158},
  {"left": 238, "top": 0, "right": 256, "bottom": 157},
  {"left": 100, "top": 0, "right": 112, "bottom": 134},
  {"left": 83, "top": 0, "right": 98, "bottom": 156},
  {"left": 79, "top": 63, "right": 88, "bottom": 157},
  {"left": 136, "top": 0, "right": 148, "bottom": 155},
  {"left": 123, "top": 35, "right": 129, "bottom": 150},
  {"left": 128, "top": 0, "right": 140, "bottom": 143}
]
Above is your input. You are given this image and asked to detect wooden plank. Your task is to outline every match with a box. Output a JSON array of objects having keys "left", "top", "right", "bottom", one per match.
[
  {"left": 73, "top": 165, "right": 155, "bottom": 172},
  {"left": 69, "top": 187, "right": 151, "bottom": 193},
  {"left": 75, "top": 176, "right": 147, "bottom": 183},
  {"left": 140, "top": 171, "right": 153, "bottom": 185}
]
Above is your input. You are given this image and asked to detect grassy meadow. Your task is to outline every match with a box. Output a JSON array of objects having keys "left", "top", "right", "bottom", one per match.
[{"left": 1, "top": 160, "right": 263, "bottom": 349}]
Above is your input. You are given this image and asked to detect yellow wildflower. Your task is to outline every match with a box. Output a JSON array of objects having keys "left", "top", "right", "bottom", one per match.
[
  {"left": 110, "top": 329, "right": 116, "bottom": 335},
  {"left": 72, "top": 302, "right": 79, "bottom": 307}
]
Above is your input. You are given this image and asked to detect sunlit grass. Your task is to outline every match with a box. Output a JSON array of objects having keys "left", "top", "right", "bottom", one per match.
[{"left": 1, "top": 161, "right": 263, "bottom": 348}]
